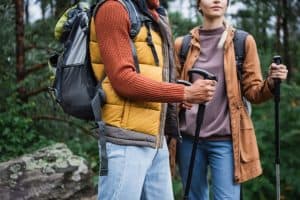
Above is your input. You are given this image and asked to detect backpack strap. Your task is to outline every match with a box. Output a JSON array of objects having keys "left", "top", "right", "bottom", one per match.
[
  {"left": 93, "top": 0, "right": 141, "bottom": 39},
  {"left": 233, "top": 29, "right": 248, "bottom": 81},
  {"left": 118, "top": 0, "right": 142, "bottom": 71},
  {"left": 179, "top": 34, "right": 192, "bottom": 66},
  {"left": 91, "top": 85, "right": 107, "bottom": 176},
  {"left": 122, "top": 0, "right": 142, "bottom": 72},
  {"left": 233, "top": 29, "right": 252, "bottom": 115},
  {"left": 93, "top": 0, "right": 141, "bottom": 73},
  {"left": 122, "top": 0, "right": 142, "bottom": 39}
]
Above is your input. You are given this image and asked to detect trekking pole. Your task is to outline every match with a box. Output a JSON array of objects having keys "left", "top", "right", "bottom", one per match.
[
  {"left": 178, "top": 69, "right": 217, "bottom": 200},
  {"left": 273, "top": 55, "right": 282, "bottom": 200}
]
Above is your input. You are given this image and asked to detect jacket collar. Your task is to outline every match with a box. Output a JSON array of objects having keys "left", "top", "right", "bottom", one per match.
[{"left": 189, "top": 25, "right": 236, "bottom": 51}]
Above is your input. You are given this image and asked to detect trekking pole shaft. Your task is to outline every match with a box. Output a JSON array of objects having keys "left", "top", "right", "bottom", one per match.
[
  {"left": 273, "top": 55, "right": 281, "bottom": 165},
  {"left": 273, "top": 55, "right": 281, "bottom": 200},
  {"left": 183, "top": 104, "right": 205, "bottom": 200},
  {"left": 183, "top": 68, "right": 217, "bottom": 200},
  {"left": 274, "top": 88, "right": 280, "bottom": 165},
  {"left": 276, "top": 164, "right": 280, "bottom": 200},
  {"left": 275, "top": 96, "right": 280, "bottom": 200}
]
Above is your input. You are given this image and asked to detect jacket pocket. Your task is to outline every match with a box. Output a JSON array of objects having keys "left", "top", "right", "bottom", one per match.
[{"left": 239, "top": 113, "right": 260, "bottom": 163}]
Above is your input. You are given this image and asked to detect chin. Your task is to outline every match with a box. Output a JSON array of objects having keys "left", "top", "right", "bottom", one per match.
[{"left": 206, "top": 13, "right": 224, "bottom": 18}]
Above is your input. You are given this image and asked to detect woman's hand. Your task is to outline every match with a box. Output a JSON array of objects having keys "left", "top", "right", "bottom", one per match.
[
  {"left": 267, "top": 63, "right": 288, "bottom": 88},
  {"left": 180, "top": 101, "right": 193, "bottom": 110}
]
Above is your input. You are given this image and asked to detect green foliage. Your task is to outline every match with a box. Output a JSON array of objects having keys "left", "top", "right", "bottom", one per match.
[
  {"left": 229, "top": 1, "right": 300, "bottom": 197},
  {"left": 0, "top": 3, "right": 50, "bottom": 162},
  {"left": 0, "top": 93, "right": 53, "bottom": 162},
  {"left": 0, "top": 1, "right": 99, "bottom": 173},
  {"left": 1, "top": 0, "right": 299, "bottom": 198},
  {"left": 173, "top": 173, "right": 183, "bottom": 199},
  {"left": 243, "top": 83, "right": 300, "bottom": 200},
  {"left": 169, "top": 12, "right": 202, "bottom": 38},
  {"left": 172, "top": 83, "right": 300, "bottom": 200}
]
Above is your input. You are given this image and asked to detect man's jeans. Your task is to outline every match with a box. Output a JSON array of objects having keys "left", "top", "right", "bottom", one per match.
[
  {"left": 177, "top": 137, "right": 240, "bottom": 200},
  {"left": 98, "top": 137, "right": 174, "bottom": 200}
]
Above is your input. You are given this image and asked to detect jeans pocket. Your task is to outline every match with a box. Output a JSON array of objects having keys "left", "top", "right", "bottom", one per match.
[{"left": 105, "top": 142, "right": 126, "bottom": 159}]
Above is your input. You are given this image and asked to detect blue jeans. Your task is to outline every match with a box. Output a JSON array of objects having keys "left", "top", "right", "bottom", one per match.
[
  {"left": 98, "top": 138, "right": 174, "bottom": 200},
  {"left": 177, "top": 136, "right": 240, "bottom": 200}
]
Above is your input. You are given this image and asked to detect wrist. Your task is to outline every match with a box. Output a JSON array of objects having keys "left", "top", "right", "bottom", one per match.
[
  {"left": 183, "top": 86, "right": 191, "bottom": 101},
  {"left": 267, "top": 77, "right": 274, "bottom": 90},
  {"left": 267, "top": 77, "right": 276, "bottom": 94}
]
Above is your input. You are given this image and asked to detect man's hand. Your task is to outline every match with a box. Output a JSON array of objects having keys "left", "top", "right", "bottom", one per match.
[{"left": 183, "top": 79, "right": 217, "bottom": 104}]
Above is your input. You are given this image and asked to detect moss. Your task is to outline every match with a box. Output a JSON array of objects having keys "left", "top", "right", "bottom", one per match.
[
  {"left": 2, "top": 143, "right": 90, "bottom": 188},
  {"left": 24, "top": 143, "right": 89, "bottom": 180}
]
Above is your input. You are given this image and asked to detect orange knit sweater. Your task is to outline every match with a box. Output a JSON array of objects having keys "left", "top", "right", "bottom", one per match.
[{"left": 94, "top": 0, "right": 184, "bottom": 103}]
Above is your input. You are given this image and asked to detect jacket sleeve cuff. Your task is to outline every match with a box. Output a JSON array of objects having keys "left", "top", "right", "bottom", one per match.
[{"left": 264, "top": 79, "right": 275, "bottom": 97}]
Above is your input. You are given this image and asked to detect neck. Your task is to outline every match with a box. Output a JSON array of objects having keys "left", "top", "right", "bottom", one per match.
[
  {"left": 146, "top": 0, "right": 160, "bottom": 9},
  {"left": 202, "top": 16, "right": 224, "bottom": 30}
]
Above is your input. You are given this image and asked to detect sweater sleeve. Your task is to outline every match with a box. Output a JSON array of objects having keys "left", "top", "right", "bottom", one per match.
[
  {"left": 242, "top": 35, "right": 273, "bottom": 104},
  {"left": 94, "top": 0, "right": 184, "bottom": 103}
]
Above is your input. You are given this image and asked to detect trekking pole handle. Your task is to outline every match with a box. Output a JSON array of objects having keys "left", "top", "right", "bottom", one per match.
[
  {"left": 182, "top": 68, "right": 217, "bottom": 200},
  {"left": 273, "top": 55, "right": 282, "bottom": 101},
  {"left": 188, "top": 68, "right": 218, "bottom": 81},
  {"left": 273, "top": 55, "right": 282, "bottom": 65},
  {"left": 273, "top": 55, "right": 282, "bottom": 82},
  {"left": 176, "top": 80, "right": 192, "bottom": 86}
]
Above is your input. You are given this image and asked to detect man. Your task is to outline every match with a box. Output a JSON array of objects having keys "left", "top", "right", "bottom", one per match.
[{"left": 89, "top": 0, "right": 217, "bottom": 199}]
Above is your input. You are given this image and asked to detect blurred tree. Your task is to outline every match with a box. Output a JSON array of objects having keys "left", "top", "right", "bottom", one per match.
[
  {"left": 231, "top": 0, "right": 299, "bottom": 82},
  {"left": 15, "top": 0, "right": 26, "bottom": 101}
]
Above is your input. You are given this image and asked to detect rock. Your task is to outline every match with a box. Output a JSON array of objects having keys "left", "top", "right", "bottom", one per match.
[{"left": 0, "top": 143, "right": 96, "bottom": 200}]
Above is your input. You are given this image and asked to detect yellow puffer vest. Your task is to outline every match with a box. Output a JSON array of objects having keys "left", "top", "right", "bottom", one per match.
[{"left": 89, "top": 18, "right": 164, "bottom": 138}]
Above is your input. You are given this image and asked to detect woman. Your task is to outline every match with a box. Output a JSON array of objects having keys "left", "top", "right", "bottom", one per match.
[{"left": 174, "top": 0, "right": 288, "bottom": 199}]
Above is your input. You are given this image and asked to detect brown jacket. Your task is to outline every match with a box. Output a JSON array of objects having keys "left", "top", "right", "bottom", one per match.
[{"left": 174, "top": 26, "right": 274, "bottom": 183}]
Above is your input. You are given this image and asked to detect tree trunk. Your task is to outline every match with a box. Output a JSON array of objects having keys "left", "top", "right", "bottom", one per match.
[
  {"left": 41, "top": 1, "right": 45, "bottom": 20},
  {"left": 50, "top": 0, "right": 55, "bottom": 17},
  {"left": 55, "top": 1, "right": 71, "bottom": 18},
  {"left": 275, "top": 0, "right": 282, "bottom": 53},
  {"left": 0, "top": 143, "right": 96, "bottom": 200},
  {"left": 282, "top": 0, "right": 291, "bottom": 81},
  {"left": 24, "top": 0, "right": 29, "bottom": 24},
  {"left": 15, "top": 0, "right": 26, "bottom": 101}
]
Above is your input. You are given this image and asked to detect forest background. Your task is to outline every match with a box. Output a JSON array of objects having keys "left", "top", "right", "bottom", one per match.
[{"left": 0, "top": 0, "right": 299, "bottom": 199}]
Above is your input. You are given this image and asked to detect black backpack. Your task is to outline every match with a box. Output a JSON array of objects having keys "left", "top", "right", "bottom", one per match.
[
  {"left": 48, "top": 0, "right": 141, "bottom": 121},
  {"left": 179, "top": 30, "right": 252, "bottom": 115},
  {"left": 48, "top": 0, "right": 142, "bottom": 176}
]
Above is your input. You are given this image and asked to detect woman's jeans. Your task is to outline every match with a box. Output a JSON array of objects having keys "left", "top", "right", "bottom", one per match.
[
  {"left": 98, "top": 137, "right": 174, "bottom": 200},
  {"left": 177, "top": 136, "right": 240, "bottom": 200}
]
